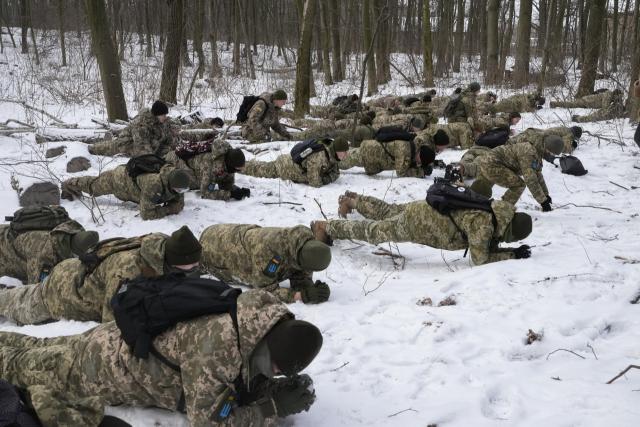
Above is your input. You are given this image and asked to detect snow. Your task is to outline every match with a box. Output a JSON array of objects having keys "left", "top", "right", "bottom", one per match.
[{"left": 1, "top": 28, "right": 640, "bottom": 427}]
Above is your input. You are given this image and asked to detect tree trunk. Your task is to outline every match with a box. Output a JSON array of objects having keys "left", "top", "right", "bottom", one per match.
[
  {"left": 20, "top": 0, "right": 28, "bottom": 53},
  {"left": 538, "top": 0, "right": 547, "bottom": 56},
  {"left": 453, "top": 0, "right": 464, "bottom": 73},
  {"left": 294, "top": 0, "right": 318, "bottom": 118},
  {"left": 0, "top": 1, "right": 17, "bottom": 49},
  {"left": 208, "top": 0, "right": 220, "bottom": 75},
  {"left": 598, "top": 8, "right": 608, "bottom": 73},
  {"left": 232, "top": 0, "right": 240, "bottom": 74},
  {"left": 478, "top": 0, "right": 488, "bottom": 72},
  {"left": 145, "top": 0, "right": 152, "bottom": 57},
  {"left": 328, "top": 0, "right": 343, "bottom": 81},
  {"left": 486, "top": 0, "right": 499, "bottom": 83},
  {"left": 611, "top": 0, "right": 618, "bottom": 71},
  {"left": 578, "top": 0, "right": 591, "bottom": 68},
  {"left": 550, "top": 0, "right": 567, "bottom": 68},
  {"left": 236, "top": 0, "right": 256, "bottom": 79},
  {"left": 577, "top": 0, "right": 606, "bottom": 97},
  {"left": 319, "top": 0, "right": 333, "bottom": 85},
  {"left": 628, "top": 0, "right": 640, "bottom": 121},
  {"left": 59, "top": 0, "right": 67, "bottom": 66},
  {"left": 513, "top": 0, "right": 533, "bottom": 88},
  {"left": 423, "top": 0, "right": 434, "bottom": 86},
  {"left": 27, "top": 0, "right": 39, "bottom": 65},
  {"left": 363, "top": 0, "right": 378, "bottom": 95},
  {"left": 537, "top": 0, "right": 556, "bottom": 93},
  {"left": 373, "top": 0, "right": 391, "bottom": 84},
  {"left": 499, "top": 0, "right": 515, "bottom": 79},
  {"left": 193, "top": 0, "right": 206, "bottom": 77},
  {"left": 84, "top": 0, "right": 128, "bottom": 121},
  {"left": 159, "top": 0, "right": 184, "bottom": 104},
  {"left": 618, "top": 0, "right": 631, "bottom": 65}
]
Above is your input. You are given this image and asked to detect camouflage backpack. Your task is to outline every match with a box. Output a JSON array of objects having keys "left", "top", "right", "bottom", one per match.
[
  {"left": 5, "top": 205, "right": 70, "bottom": 235},
  {"left": 79, "top": 236, "right": 147, "bottom": 274},
  {"left": 442, "top": 94, "right": 463, "bottom": 119}
]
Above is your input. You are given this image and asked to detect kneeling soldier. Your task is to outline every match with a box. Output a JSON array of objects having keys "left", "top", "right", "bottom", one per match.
[{"left": 200, "top": 224, "right": 332, "bottom": 304}]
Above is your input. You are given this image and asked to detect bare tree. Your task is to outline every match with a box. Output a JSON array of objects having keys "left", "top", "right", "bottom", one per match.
[
  {"left": 328, "top": 0, "right": 343, "bottom": 82},
  {"left": 423, "top": 0, "right": 434, "bottom": 86},
  {"left": 59, "top": 0, "right": 67, "bottom": 66},
  {"left": 294, "top": 0, "right": 317, "bottom": 118},
  {"left": 319, "top": 0, "right": 333, "bottom": 85},
  {"left": 20, "top": 0, "right": 28, "bottom": 53},
  {"left": 498, "top": 0, "right": 515, "bottom": 79},
  {"left": 577, "top": 0, "right": 606, "bottom": 97},
  {"left": 486, "top": 0, "right": 500, "bottom": 84},
  {"left": 363, "top": 0, "right": 378, "bottom": 95},
  {"left": 514, "top": 0, "right": 533, "bottom": 88},
  {"left": 538, "top": 0, "right": 557, "bottom": 93},
  {"left": 159, "top": 0, "right": 184, "bottom": 104}
]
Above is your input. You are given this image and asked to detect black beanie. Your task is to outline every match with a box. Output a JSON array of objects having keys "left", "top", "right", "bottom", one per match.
[
  {"left": 151, "top": 100, "right": 169, "bottom": 116},
  {"left": 211, "top": 117, "right": 224, "bottom": 127},
  {"left": 454, "top": 87, "right": 462, "bottom": 94},
  {"left": 267, "top": 320, "right": 323, "bottom": 376},
  {"left": 360, "top": 116, "right": 372, "bottom": 126},
  {"left": 367, "top": 111, "right": 376, "bottom": 120},
  {"left": 164, "top": 226, "right": 202, "bottom": 265},
  {"left": 419, "top": 146, "right": 436, "bottom": 165},
  {"left": 423, "top": 95, "right": 432, "bottom": 103},
  {"left": 225, "top": 149, "right": 246, "bottom": 170},
  {"left": 509, "top": 112, "right": 521, "bottom": 120},
  {"left": 350, "top": 94, "right": 359, "bottom": 101},
  {"left": 434, "top": 129, "right": 450, "bottom": 147},
  {"left": 571, "top": 126, "right": 583, "bottom": 139}
]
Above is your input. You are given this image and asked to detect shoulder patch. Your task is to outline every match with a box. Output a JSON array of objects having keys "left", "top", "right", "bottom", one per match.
[
  {"left": 404, "top": 156, "right": 411, "bottom": 166},
  {"left": 532, "top": 162, "right": 537, "bottom": 169},
  {"left": 263, "top": 257, "right": 281, "bottom": 278},
  {"left": 151, "top": 191, "right": 163, "bottom": 203}
]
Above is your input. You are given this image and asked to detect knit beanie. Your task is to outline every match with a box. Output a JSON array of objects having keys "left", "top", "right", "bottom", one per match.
[
  {"left": 360, "top": 116, "right": 373, "bottom": 126},
  {"left": 164, "top": 226, "right": 202, "bottom": 265},
  {"left": 535, "top": 95, "right": 546, "bottom": 105},
  {"left": 168, "top": 169, "right": 192, "bottom": 189},
  {"left": 570, "top": 126, "right": 583, "bottom": 139},
  {"left": 367, "top": 111, "right": 376, "bottom": 120},
  {"left": 470, "top": 82, "right": 481, "bottom": 92},
  {"left": 396, "top": 96, "right": 404, "bottom": 102},
  {"left": 266, "top": 320, "right": 323, "bottom": 376},
  {"left": 70, "top": 231, "right": 99, "bottom": 256},
  {"left": 434, "top": 129, "right": 450, "bottom": 147},
  {"left": 272, "top": 89, "right": 288, "bottom": 100},
  {"left": 511, "top": 213, "right": 533, "bottom": 241},
  {"left": 225, "top": 149, "right": 246, "bottom": 169},
  {"left": 470, "top": 179, "right": 493, "bottom": 199},
  {"left": 419, "top": 146, "right": 436, "bottom": 165},
  {"left": 509, "top": 112, "right": 521, "bottom": 120},
  {"left": 350, "top": 94, "right": 359, "bottom": 102},
  {"left": 423, "top": 95, "right": 432, "bottom": 103},
  {"left": 332, "top": 136, "right": 349, "bottom": 152},
  {"left": 411, "top": 118, "right": 423, "bottom": 129},
  {"left": 392, "top": 106, "right": 402, "bottom": 115},
  {"left": 474, "top": 122, "right": 485, "bottom": 133},
  {"left": 545, "top": 135, "right": 564, "bottom": 155},
  {"left": 211, "top": 117, "right": 225, "bottom": 127},
  {"left": 151, "top": 100, "right": 169, "bottom": 116},
  {"left": 454, "top": 88, "right": 463, "bottom": 94},
  {"left": 298, "top": 240, "right": 332, "bottom": 271}
]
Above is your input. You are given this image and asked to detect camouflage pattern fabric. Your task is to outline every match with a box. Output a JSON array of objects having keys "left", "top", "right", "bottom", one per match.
[
  {"left": 64, "top": 164, "right": 185, "bottom": 220},
  {"left": 338, "top": 147, "right": 364, "bottom": 170},
  {"left": 455, "top": 145, "right": 492, "bottom": 178},
  {"left": 476, "top": 138, "right": 549, "bottom": 205},
  {"left": 89, "top": 108, "right": 170, "bottom": 157},
  {"left": 372, "top": 113, "right": 414, "bottom": 131},
  {"left": 553, "top": 91, "right": 613, "bottom": 109},
  {"left": 479, "top": 114, "right": 511, "bottom": 131},
  {"left": 290, "top": 120, "right": 338, "bottom": 141},
  {"left": 447, "top": 89, "right": 478, "bottom": 126},
  {"left": 240, "top": 146, "right": 340, "bottom": 188},
  {"left": 418, "top": 122, "right": 474, "bottom": 149},
  {"left": 0, "top": 233, "right": 167, "bottom": 324},
  {"left": 476, "top": 100, "right": 496, "bottom": 116},
  {"left": 0, "top": 220, "right": 85, "bottom": 284},
  {"left": 517, "top": 127, "right": 576, "bottom": 154},
  {"left": 327, "top": 197, "right": 519, "bottom": 265},
  {"left": 351, "top": 125, "right": 375, "bottom": 148},
  {"left": 403, "top": 104, "right": 434, "bottom": 129},
  {"left": 164, "top": 140, "right": 239, "bottom": 201},
  {"left": 0, "top": 289, "right": 291, "bottom": 427},
  {"left": 574, "top": 104, "right": 625, "bottom": 123},
  {"left": 493, "top": 93, "right": 535, "bottom": 114},
  {"left": 429, "top": 96, "right": 449, "bottom": 117},
  {"left": 200, "top": 224, "right": 318, "bottom": 303},
  {"left": 241, "top": 92, "right": 292, "bottom": 143},
  {"left": 367, "top": 95, "right": 396, "bottom": 109},
  {"left": 355, "top": 140, "right": 424, "bottom": 177}
]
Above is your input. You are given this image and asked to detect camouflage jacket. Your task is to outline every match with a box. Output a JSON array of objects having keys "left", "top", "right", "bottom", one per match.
[
  {"left": 106, "top": 164, "right": 185, "bottom": 220},
  {"left": 417, "top": 123, "right": 473, "bottom": 149},
  {"left": 164, "top": 140, "right": 238, "bottom": 201},
  {"left": 43, "top": 233, "right": 168, "bottom": 323},
  {"left": 200, "top": 224, "right": 317, "bottom": 303},
  {"left": 0, "top": 290, "right": 290, "bottom": 427},
  {"left": 241, "top": 92, "right": 290, "bottom": 138},
  {"left": 0, "top": 220, "right": 85, "bottom": 284},
  {"left": 116, "top": 108, "right": 172, "bottom": 157},
  {"left": 372, "top": 113, "right": 413, "bottom": 131},
  {"left": 535, "top": 127, "right": 576, "bottom": 154},
  {"left": 367, "top": 95, "right": 396, "bottom": 109},
  {"left": 577, "top": 91, "right": 614, "bottom": 109},
  {"left": 269, "top": 146, "right": 340, "bottom": 188},
  {"left": 403, "top": 199, "right": 518, "bottom": 265},
  {"left": 479, "top": 114, "right": 511, "bottom": 131},
  {"left": 352, "top": 125, "right": 375, "bottom": 148},
  {"left": 486, "top": 137, "right": 549, "bottom": 204},
  {"left": 494, "top": 93, "right": 535, "bottom": 114},
  {"left": 448, "top": 89, "right": 478, "bottom": 126},
  {"left": 359, "top": 139, "right": 423, "bottom": 178}
]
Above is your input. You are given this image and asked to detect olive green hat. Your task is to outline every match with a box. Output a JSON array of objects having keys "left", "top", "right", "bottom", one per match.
[
  {"left": 411, "top": 117, "right": 423, "bottom": 129},
  {"left": 545, "top": 135, "right": 564, "bottom": 155},
  {"left": 367, "top": 111, "right": 376, "bottom": 120},
  {"left": 273, "top": 89, "right": 288, "bottom": 101},
  {"left": 392, "top": 106, "right": 402, "bottom": 115},
  {"left": 503, "top": 212, "right": 533, "bottom": 243},
  {"left": 168, "top": 169, "right": 191, "bottom": 189},
  {"left": 164, "top": 226, "right": 202, "bottom": 265},
  {"left": 298, "top": 240, "right": 332, "bottom": 271},
  {"left": 266, "top": 319, "right": 323, "bottom": 376},
  {"left": 70, "top": 231, "right": 99, "bottom": 256},
  {"left": 360, "top": 116, "right": 373, "bottom": 126},
  {"left": 396, "top": 96, "right": 404, "bottom": 102},
  {"left": 470, "top": 179, "right": 493, "bottom": 199},
  {"left": 470, "top": 82, "right": 481, "bottom": 92},
  {"left": 332, "top": 136, "right": 349, "bottom": 152}
]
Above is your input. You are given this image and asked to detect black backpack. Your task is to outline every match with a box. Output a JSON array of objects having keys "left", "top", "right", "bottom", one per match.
[
  {"left": 443, "top": 94, "right": 463, "bottom": 118},
  {"left": 403, "top": 97, "right": 420, "bottom": 107},
  {"left": 291, "top": 138, "right": 331, "bottom": 165},
  {"left": 4, "top": 205, "right": 70, "bottom": 235},
  {"left": 125, "top": 154, "right": 167, "bottom": 180},
  {"left": 332, "top": 95, "right": 348, "bottom": 106},
  {"left": 236, "top": 95, "right": 268, "bottom": 123},
  {"left": 0, "top": 380, "right": 40, "bottom": 427},
  {"left": 375, "top": 126, "right": 416, "bottom": 143},
  {"left": 476, "top": 129, "right": 510, "bottom": 149},
  {"left": 559, "top": 155, "right": 588, "bottom": 176}
]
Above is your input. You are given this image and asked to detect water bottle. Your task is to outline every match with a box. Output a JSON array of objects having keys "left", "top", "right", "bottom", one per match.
[{"left": 300, "top": 147, "right": 313, "bottom": 158}]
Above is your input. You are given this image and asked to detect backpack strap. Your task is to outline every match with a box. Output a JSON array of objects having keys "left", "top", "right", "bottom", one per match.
[
  {"left": 446, "top": 212, "right": 469, "bottom": 258},
  {"left": 377, "top": 140, "right": 396, "bottom": 161}
]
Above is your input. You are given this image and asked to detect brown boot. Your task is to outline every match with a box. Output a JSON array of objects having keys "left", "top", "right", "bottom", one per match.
[
  {"left": 310, "top": 220, "right": 333, "bottom": 246},
  {"left": 344, "top": 190, "right": 358, "bottom": 199},
  {"left": 338, "top": 195, "right": 356, "bottom": 219},
  {"left": 60, "top": 180, "right": 82, "bottom": 202}
]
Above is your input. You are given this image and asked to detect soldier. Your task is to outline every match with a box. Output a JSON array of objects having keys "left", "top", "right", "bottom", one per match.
[
  {"left": 351, "top": 115, "right": 376, "bottom": 148},
  {"left": 404, "top": 96, "right": 437, "bottom": 127},
  {"left": 480, "top": 112, "right": 520, "bottom": 134},
  {"left": 450, "top": 145, "right": 494, "bottom": 179},
  {"left": 182, "top": 116, "right": 225, "bottom": 130},
  {"left": 418, "top": 122, "right": 484, "bottom": 149},
  {"left": 476, "top": 91, "right": 498, "bottom": 115},
  {"left": 571, "top": 92, "right": 626, "bottom": 123},
  {"left": 290, "top": 119, "right": 340, "bottom": 141},
  {"left": 531, "top": 126, "right": 582, "bottom": 154},
  {"left": 200, "top": 224, "right": 332, "bottom": 304},
  {"left": 493, "top": 93, "right": 545, "bottom": 114},
  {"left": 314, "top": 188, "right": 533, "bottom": 266},
  {"left": 447, "top": 82, "right": 480, "bottom": 125},
  {"left": 60, "top": 163, "right": 192, "bottom": 221},
  {"left": 241, "top": 89, "right": 293, "bottom": 143},
  {"left": 475, "top": 135, "right": 565, "bottom": 209},
  {"left": 372, "top": 106, "right": 416, "bottom": 131},
  {"left": 0, "top": 226, "right": 202, "bottom": 325},
  {"left": 338, "top": 136, "right": 438, "bottom": 178},
  {"left": 164, "top": 140, "right": 250, "bottom": 201},
  {"left": 0, "top": 289, "right": 323, "bottom": 426},
  {"left": 89, "top": 101, "right": 173, "bottom": 157},
  {"left": 240, "top": 136, "right": 349, "bottom": 188},
  {"left": 367, "top": 95, "right": 403, "bottom": 109},
  {"left": 550, "top": 89, "right": 621, "bottom": 109},
  {"left": 0, "top": 219, "right": 98, "bottom": 284}
]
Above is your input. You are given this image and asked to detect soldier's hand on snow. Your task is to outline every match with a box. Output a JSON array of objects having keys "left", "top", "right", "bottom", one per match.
[
  {"left": 541, "top": 198, "right": 552, "bottom": 212},
  {"left": 241, "top": 188, "right": 251, "bottom": 198},
  {"left": 545, "top": 195, "right": 552, "bottom": 204},
  {"left": 513, "top": 245, "right": 531, "bottom": 260},
  {"left": 321, "top": 175, "right": 332, "bottom": 186},
  {"left": 421, "top": 165, "right": 433, "bottom": 177},
  {"left": 165, "top": 202, "right": 183, "bottom": 215},
  {"left": 230, "top": 188, "right": 245, "bottom": 200},
  {"left": 301, "top": 281, "right": 331, "bottom": 304},
  {"left": 433, "top": 160, "right": 446, "bottom": 169},
  {"left": 271, "top": 375, "right": 316, "bottom": 418}
]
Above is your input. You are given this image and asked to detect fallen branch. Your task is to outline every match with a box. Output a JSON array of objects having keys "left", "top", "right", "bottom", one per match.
[
  {"left": 587, "top": 343, "right": 598, "bottom": 360},
  {"left": 583, "top": 130, "right": 625, "bottom": 147},
  {"left": 0, "top": 119, "right": 34, "bottom": 128},
  {"left": 546, "top": 349, "right": 586, "bottom": 360},
  {"left": 606, "top": 365, "right": 640, "bottom": 384},
  {"left": 610, "top": 181, "right": 629, "bottom": 191},
  {"left": 551, "top": 377, "right": 561, "bottom": 381},
  {"left": 388, "top": 408, "right": 418, "bottom": 418},
  {"left": 282, "top": 123, "right": 303, "bottom": 131},
  {"left": 314, "top": 198, "right": 328, "bottom": 220},
  {"left": 615, "top": 255, "right": 640, "bottom": 264},
  {"left": 263, "top": 202, "right": 303, "bottom": 206},
  {"left": 372, "top": 248, "right": 404, "bottom": 259},
  {"left": 0, "top": 98, "right": 76, "bottom": 127},
  {"left": 554, "top": 203, "right": 622, "bottom": 214},
  {"left": 330, "top": 362, "right": 349, "bottom": 372},
  {"left": 0, "top": 127, "right": 36, "bottom": 135},
  {"left": 532, "top": 273, "right": 605, "bottom": 284}
]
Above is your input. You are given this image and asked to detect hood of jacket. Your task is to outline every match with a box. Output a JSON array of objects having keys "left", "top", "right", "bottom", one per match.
[
  {"left": 491, "top": 200, "right": 517, "bottom": 240},
  {"left": 140, "top": 232, "right": 170, "bottom": 275},
  {"left": 236, "top": 290, "right": 294, "bottom": 386}
]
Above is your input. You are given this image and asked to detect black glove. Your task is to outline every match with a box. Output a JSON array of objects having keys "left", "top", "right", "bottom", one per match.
[
  {"left": 422, "top": 165, "right": 433, "bottom": 177},
  {"left": 301, "top": 281, "right": 331, "bottom": 304},
  {"left": 321, "top": 175, "right": 332, "bottom": 185},
  {"left": 545, "top": 195, "right": 552, "bottom": 204},
  {"left": 272, "top": 375, "right": 316, "bottom": 418},
  {"left": 229, "top": 188, "right": 245, "bottom": 201},
  {"left": 283, "top": 133, "right": 292, "bottom": 141},
  {"left": 433, "top": 159, "right": 446, "bottom": 169},
  {"left": 541, "top": 198, "right": 552, "bottom": 212},
  {"left": 513, "top": 245, "right": 531, "bottom": 260},
  {"left": 241, "top": 188, "right": 251, "bottom": 198}
]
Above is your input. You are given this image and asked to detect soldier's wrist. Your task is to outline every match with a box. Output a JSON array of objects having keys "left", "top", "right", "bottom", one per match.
[{"left": 256, "top": 396, "right": 277, "bottom": 419}]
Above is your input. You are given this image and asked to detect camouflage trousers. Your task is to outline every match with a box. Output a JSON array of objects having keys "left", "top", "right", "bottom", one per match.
[
  {"left": 453, "top": 146, "right": 492, "bottom": 178},
  {"left": 243, "top": 159, "right": 279, "bottom": 179},
  {"left": 475, "top": 156, "right": 524, "bottom": 205},
  {"left": 65, "top": 172, "right": 119, "bottom": 199},
  {"left": 552, "top": 100, "right": 587, "bottom": 108},
  {"left": 0, "top": 331, "right": 105, "bottom": 427},
  {"left": 327, "top": 201, "right": 411, "bottom": 245},
  {"left": 0, "top": 280, "right": 51, "bottom": 324},
  {"left": 338, "top": 148, "right": 364, "bottom": 170},
  {"left": 575, "top": 106, "right": 625, "bottom": 123},
  {"left": 291, "top": 121, "right": 337, "bottom": 141},
  {"left": 88, "top": 140, "right": 121, "bottom": 156},
  {"left": 205, "top": 267, "right": 299, "bottom": 304},
  {"left": 353, "top": 195, "right": 406, "bottom": 220}
]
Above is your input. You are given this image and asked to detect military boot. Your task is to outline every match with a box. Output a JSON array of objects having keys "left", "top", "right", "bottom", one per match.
[
  {"left": 310, "top": 221, "right": 333, "bottom": 246},
  {"left": 338, "top": 195, "right": 356, "bottom": 219},
  {"left": 60, "top": 180, "right": 82, "bottom": 202},
  {"left": 571, "top": 115, "right": 580, "bottom": 122},
  {"left": 344, "top": 190, "right": 358, "bottom": 199},
  {"left": 549, "top": 101, "right": 557, "bottom": 108}
]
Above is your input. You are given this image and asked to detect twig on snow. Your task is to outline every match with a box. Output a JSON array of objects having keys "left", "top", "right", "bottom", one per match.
[
  {"left": 546, "top": 349, "right": 586, "bottom": 360},
  {"left": 388, "top": 408, "right": 418, "bottom": 418},
  {"left": 576, "top": 237, "right": 592, "bottom": 265},
  {"left": 314, "top": 198, "right": 328, "bottom": 220},
  {"left": 615, "top": 256, "right": 640, "bottom": 264},
  {"left": 610, "top": 181, "right": 629, "bottom": 191},
  {"left": 263, "top": 202, "right": 302, "bottom": 205},
  {"left": 330, "top": 362, "right": 350, "bottom": 372},
  {"left": 606, "top": 365, "right": 640, "bottom": 384},
  {"left": 587, "top": 343, "right": 598, "bottom": 360},
  {"left": 554, "top": 203, "right": 622, "bottom": 214}
]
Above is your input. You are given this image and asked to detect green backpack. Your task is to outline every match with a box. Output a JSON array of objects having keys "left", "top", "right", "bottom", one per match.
[
  {"left": 79, "top": 236, "right": 148, "bottom": 274},
  {"left": 5, "top": 205, "right": 70, "bottom": 235}
]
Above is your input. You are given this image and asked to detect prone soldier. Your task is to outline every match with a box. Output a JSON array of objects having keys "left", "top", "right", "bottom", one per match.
[{"left": 493, "top": 93, "right": 545, "bottom": 114}]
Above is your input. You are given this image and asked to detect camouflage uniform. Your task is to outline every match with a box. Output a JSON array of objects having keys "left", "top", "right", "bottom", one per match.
[
  {"left": 327, "top": 196, "right": 519, "bottom": 266},
  {"left": 479, "top": 114, "right": 511, "bottom": 131},
  {"left": 309, "top": 99, "right": 358, "bottom": 120},
  {"left": 476, "top": 137, "right": 549, "bottom": 205},
  {"left": 290, "top": 119, "right": 338, "bottom": 141},
  {"left": 339, "top": 139, "right": 424, "bottom": 178},
  {"left": 338, "top": 147, "right": 364, "bottom": 170},
  {"left": 553, "top": 91, "right": 613, "bottom": 109},
  {"left": 367, "top": 95, "right": 396, "bottom": 109},
  {"left": 0, "top": 233, "right": 167, "bottom": 325},
  {"left": 404, "top": 104, "right": 434, "bottom": 129},
  {"left": 0, "top": 220, "right": 85, "bottom": 284},
  {"left": 164, "top": 140, "right": 239, "bottom": 201},
  {"left": 417, "top": 123, "right": 474, "bottom": 149},
  {"left": 574, "top": 104, "right": 625, "bottom": 123},
  {"left": 447, "top": 89, "right": 478, "bottom": 127},
  {"left": 372, "top": 113, "right": 414, "bottom": 131},
  {"left": 241, "top": 92, "right": 292, "bottom": 143},
  {"left": 0, "top": 289, "right": 290, "bottom": 427},
  {"left": 241, "top": 145, "right": 340, "bottom": 188},
  {"left": 494, "top": 93, "right": 536, "bottom": 114},
  {"left": 200, "top": 225, "right": 319, "bottom": 303},
  {"left": 351, "top": 124, "right": 375, "bottom": 148},
  {"left": 430, "top": 96, "right": 449, "bottom": 117},
  {"left": 517, "top": 127, "right": 576, "bottom": 154},
  {"left": 455, "top": 145, "right": 492, "bottom": 178},
  {"left": 63, "top": 164, "right": 185, "bottom": 221}
]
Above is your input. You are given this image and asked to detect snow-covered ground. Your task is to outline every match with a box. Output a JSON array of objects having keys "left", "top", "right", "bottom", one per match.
[{"left": 2, "top": 29, "right": 640, "bottom": 426}]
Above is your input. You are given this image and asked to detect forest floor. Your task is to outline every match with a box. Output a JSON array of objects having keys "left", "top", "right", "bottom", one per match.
[{"left": 1, "top": 31, "right": 640, "bottom": 426}]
